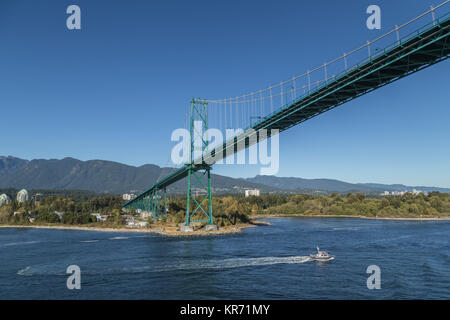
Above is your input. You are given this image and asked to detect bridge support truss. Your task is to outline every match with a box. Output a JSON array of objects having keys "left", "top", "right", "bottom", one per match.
[
  {"left": 185, "top": 99, "right": 214, "bottom": 227},
  {"left": 129, "top": 188, "right": 167, "bottom": 220},
  {"left": 149, "top": 188, "right": 167, "bottom": 220}
]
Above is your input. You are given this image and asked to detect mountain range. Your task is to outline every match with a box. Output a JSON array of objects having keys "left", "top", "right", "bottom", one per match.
[
  {"left": 0, "top": 156, "right": 275, "bottom": 194},
  {"left": 245, "top": 176, "right": 450, "bottom": 194},
  {"left": 1, "top": 156, "right": 449, "bottom": 195}
]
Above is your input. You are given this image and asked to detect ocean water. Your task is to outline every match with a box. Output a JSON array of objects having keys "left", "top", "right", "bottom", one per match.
[{"left": 0, "top": 218, "right": 449, "bottom": 299}]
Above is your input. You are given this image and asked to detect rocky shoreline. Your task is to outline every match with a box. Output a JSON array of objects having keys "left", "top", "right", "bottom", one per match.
[{"left": 0, "top": 220, "right": 272, "bottom": 237}]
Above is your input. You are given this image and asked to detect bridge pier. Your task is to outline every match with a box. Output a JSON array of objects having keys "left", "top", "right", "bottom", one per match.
[{"left": 179, "top": 225, "right": 194, "bottom": 232}]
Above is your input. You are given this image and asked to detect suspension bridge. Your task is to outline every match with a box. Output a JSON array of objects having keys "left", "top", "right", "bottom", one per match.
[{"left": 123, "top": 2, "right": 450, "bottom": 231}]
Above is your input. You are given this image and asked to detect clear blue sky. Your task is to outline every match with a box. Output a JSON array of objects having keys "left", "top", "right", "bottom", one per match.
[{"left": 1, "top": 0, "right": 449, "bottom": 187}]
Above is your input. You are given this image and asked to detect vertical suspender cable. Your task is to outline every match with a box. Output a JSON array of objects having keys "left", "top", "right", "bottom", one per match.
[
  {"left": 260, "top": 91, "right": 263, "bottom": 117},
  {"left": 270, "top": 87, "right": 273, "bottom": 113}
]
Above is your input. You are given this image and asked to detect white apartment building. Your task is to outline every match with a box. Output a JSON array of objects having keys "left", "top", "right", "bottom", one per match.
[{"left": 245, "top": 189, "right": 261, "bottom": 197}]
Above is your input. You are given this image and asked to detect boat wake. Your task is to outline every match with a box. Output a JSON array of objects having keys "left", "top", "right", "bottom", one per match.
[
  {"left": 164, "top": 256, "right": 312, "bottom": 272},
  {"left": 17, "top": 256, "right": 312, "bottom": 276},
  {"left": 0, "top": 241, "right": 40, "bottom": 248}
]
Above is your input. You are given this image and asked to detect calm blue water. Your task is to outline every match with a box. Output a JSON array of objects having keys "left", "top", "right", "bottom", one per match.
[{"left": 0, "top": 218, "right": 449, "bottom": 299}]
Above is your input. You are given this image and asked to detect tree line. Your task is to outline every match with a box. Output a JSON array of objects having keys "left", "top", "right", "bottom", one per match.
[
  {"left": 156, "top": 191, "right": 450, "bottom": 227},
  {"left": 0, "top": 194, "right": 123, "bottom": 225},
  {"left": 1, "top": 191, "right": 449, "bottom": 227}
]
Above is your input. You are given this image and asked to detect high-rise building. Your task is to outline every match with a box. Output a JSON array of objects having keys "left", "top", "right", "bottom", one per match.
[
  {"left": 245, "top": 189, "right": 261, "bottom": 197},
  {"left": 16, "top": 189, "right": 29, "bottom": 203},
  {"left": 122, "top": 193, "right": 137, "bottom": 201},
  {"left": 0, "top": 194, "right": 11, "bottom": 207}
]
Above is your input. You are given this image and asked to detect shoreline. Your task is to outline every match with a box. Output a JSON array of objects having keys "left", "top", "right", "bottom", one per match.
[
  {"left": 1, "top": 215, "right": 448, "bottom": 236},
  {"left": 249, "top": 214, "right": 450, "bottom": 221},
  {"left": 0, "top": 220, "right": 271, "bottom": 237}
]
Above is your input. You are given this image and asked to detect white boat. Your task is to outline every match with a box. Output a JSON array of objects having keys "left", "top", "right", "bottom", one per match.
[{"left": 309, "top": 247, "right": 334, "bottom": 262}]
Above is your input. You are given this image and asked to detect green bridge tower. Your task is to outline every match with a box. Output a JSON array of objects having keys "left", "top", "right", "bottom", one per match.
[{"left": 181, "top": 98, "right": 216, "bottom": 232}]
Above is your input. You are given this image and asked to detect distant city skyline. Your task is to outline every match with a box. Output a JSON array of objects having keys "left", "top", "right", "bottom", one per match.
[{"left": 1, "top": 0, "right": 449, "bottom": 187}]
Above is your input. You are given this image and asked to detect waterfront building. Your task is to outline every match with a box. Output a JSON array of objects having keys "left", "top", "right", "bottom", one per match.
[
  {"left": 125, "top": 216, "right": 138, "bottom": 227},
  {"left": 91, "top": 213, "right": 108, "bottom": 222},
  {"left": 125, "top": 216, "right": 149, "bottom": 228},
  {"left": 140, "top": 211, "right": 150, "bottom": 219}
]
